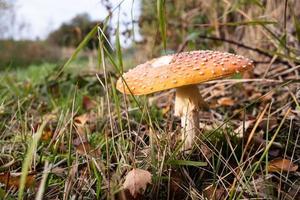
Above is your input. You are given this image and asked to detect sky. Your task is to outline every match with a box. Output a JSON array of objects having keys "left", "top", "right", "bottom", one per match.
[{"left": 10, "top": 0, "right": 141, "bottom": 45}]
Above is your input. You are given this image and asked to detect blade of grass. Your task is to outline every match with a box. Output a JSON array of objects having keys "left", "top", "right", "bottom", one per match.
[
  {"left": 157, "top": 0, "right": 167, "bottom": 50},
  {"left": 265, "top": 100, "right": 274, "bottom": 176},
  {"left": 116, "top": 11, "right": 123, "bottom": 74},
  {"left": 55, "top": 25, "right": 98, "bottom": 78},
  {"left": 167, "top": 160, "right": 207, "bottom": 167},
  {"left": 111, "top": 76, "right": 123, "bottom": 133},
  {"left": 0, "top": 187, "right": 14, "bottom": 200},
  {"left": 67, "top": 87, "right": 77, "bottom": 167},
  {"left": 91, "top": 160, "right": 103, "bottom": 198},
  {"left": 244, "top": 104, "right": 269, "bottom": 154},
  {"left": 18, "top": 119, "right": 48, "bottom": 200},
  {"left": 293, "top": 14, "right": 300, "bottom": 42},
  {"left": 35, "top": 161, "right": 51, "bottom": 200}
]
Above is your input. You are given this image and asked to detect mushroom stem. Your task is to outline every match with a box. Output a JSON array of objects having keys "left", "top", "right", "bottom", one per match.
[{"left": 174, "top": 85, "right": 208, "bottom": 152}]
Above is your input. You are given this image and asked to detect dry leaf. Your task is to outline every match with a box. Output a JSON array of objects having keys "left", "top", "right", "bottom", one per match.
[
  {"left": 82, "top": 96, "right": 96, "bottom": 110},
  {"left": 217, "top": 97, "right": 235, "bottom": 106},
  {"left": 74, "top": 113, "right": 90, "bottom": 136},
  {"left": 73, "top": 137, "right": 101, "bottom": 157},
  {"left": 123, "top": 168, "right": 152, "bottom": 198},
  {"left": 211, "top": 85, "right": 226, "bottom": 96},
  {"left": 162, "top": 105, "right": 171, "bottom": 115},
  {"left": 74, "top": 114, "right": 89, "bottom": 127},
  {"left": 76, "top": 141, "right": 92, "bottom": 155},
  {"left": 203, "top": 184, "right": 226, "bottom": 200},
  {"left": 41, "top": 130, "right": 53, "bottom": 142},
  {"left": 0, "top": 173, "right": 35, "bottom": 189},
  {"left": 268, "top": 158, "right": 298, "bottom": 173}
]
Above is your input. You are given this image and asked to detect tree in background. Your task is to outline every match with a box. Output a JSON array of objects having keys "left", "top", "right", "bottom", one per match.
[{"left": 47, "top": 13, "right": 110, "bottom": 50}]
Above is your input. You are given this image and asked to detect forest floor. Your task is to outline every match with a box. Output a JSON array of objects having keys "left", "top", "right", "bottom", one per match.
[{"left": 0, "top": 51, "right": 299, "bottom": 199}]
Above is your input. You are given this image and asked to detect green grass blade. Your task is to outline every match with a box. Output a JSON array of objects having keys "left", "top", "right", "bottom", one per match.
[
  {"left": 157, "top": 0, "right": 167, "bottom": 50},
  {"left": 0, "top": 187, "right": 14, "bottom": 200},
  {"left": 167, "top": 159, "right": 207, "bottom": 167},
  {"left": 115, "top": 15, "right": 124, "bottom": 74},
  {"left": 55, "top": 25, "right": 98, "bottom": 78},
  {"left": 293, "top": 14, "right": 300, "bottom": 43},
  {"left": 18, "top": 119, "right": 48, "bottom": 200}
]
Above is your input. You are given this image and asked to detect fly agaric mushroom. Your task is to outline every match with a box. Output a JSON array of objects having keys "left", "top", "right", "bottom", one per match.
[{"left": 116, "top": 50, "right": 254, "bottom": 151}]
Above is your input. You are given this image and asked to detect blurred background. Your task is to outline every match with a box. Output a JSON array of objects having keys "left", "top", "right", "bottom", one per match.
[
  {"left": 0, "top": 0, "right": 142, "bottom": 69},
  {"left": 1, "top": 0, "right": 299, "bottom": 71}
]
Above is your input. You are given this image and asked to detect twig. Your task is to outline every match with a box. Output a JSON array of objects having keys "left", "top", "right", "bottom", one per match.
[{"left": 270, "top": 65, "right": 300, "bottom": 78}]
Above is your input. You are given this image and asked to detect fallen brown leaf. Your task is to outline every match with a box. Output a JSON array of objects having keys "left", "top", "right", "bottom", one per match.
[
  {"left": 76, "top": 141, "right": 92, "bottom": 155},
  {"left": 74, "top": 114, "right": 89, "bottom": 127},
  {"left": 73, "top": 137, "right": 101, "bottom": 157},
  {"left": 123, "top": 168, "right": 152, "bottom": 198},
  {"left": 203, "top": 184, "right": 226, "bottom": 200},
  {"left": 74, "top": 113, "right": 90, "bottom": 136},
  {"left": 0, "top": 173, "right": 35, "bottom": 189},
  {"left": 268, "top": 158, "right": 298, "bottom": 173},
  {"left": 82, "top": 96, "right": 97, "bottom": 110},
  {"left": 217, "top": 97, "right": 235, "bottom": 106},
  {"left": 41, "top": 130, "right": 53, "bottom": 142},
  {"left": 162, "top": 105, "right": 171, "bottom": 115},
  {"left": 211, "top": 85, "right": 226, "bottom": 96}
]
